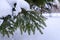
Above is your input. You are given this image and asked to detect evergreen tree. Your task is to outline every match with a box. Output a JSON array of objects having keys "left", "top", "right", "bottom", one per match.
[{"left": 0, "top": 0, "right": 54, "bottom": 37}]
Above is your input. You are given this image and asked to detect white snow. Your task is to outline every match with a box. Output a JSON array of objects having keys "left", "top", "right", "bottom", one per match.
[
  {"left": 54, "top": 0, "right": 59, "bottom": 4},
  {"left": 0, "top": 19, "right": 3, "bottom": 26},
  {"left": 15, "top": 0, "right": 31, "bottom": 15},
  {"left": 43, "top": 13, "right": 60, "bottom": 17},
  {"left": 17, "top": 0, "right": 30, "bottom": 11},
  {"left": 0, "top": 0, "right": 31, "bottom": 17},
  {"left": 7, "top": 0, "right": 31, "bottom": 11},
  {"left": 6, "top": 0, "right": 25, "bottom": 8},
  {"left": 0, "top": 0, "right": 12, "bottom": 17},
  {"left": 7, "top": 0, "right": 16, "bottom": 7},
  {"left": 53, "top": 0, "right": 60, "bottom": 7}
]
